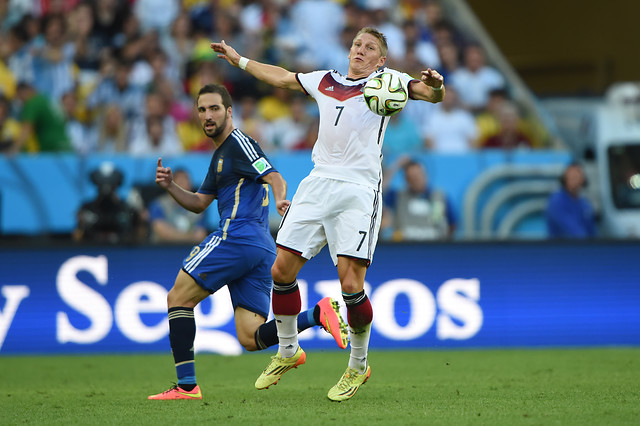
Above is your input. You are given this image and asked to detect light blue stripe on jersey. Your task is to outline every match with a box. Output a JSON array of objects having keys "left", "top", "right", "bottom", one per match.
[{"left": 184, "top": 235, "right": 222, "bottom": 273}]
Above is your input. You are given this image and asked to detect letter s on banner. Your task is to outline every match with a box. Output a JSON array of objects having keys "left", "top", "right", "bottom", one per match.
[
  {"left": 56, "top": 255, "right": 113, "bottom": 344},
  {"left": 372, "top": 279, "right": 436, "bottom": 340},
  {"left": 436, "top": 278, "right": 483, "bottom": 340}
]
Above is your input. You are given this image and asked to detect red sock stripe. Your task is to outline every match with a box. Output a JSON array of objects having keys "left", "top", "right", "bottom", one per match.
[
  {"left": 272, "top": 289, "right": 301, "bottom": 315},
  {"left": 347, "top": 296, "right": 373, "bottom": 329}
]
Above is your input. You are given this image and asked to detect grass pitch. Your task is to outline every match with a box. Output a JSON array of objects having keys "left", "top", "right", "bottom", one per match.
[{"left": 1, "top": 348, "right": 638, "bottom": 425}]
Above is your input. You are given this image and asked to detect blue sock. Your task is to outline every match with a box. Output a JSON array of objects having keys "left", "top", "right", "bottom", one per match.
[
  {"left": 254, "top": 306, "right": 319, "bottom": 350},
  {"left": 168, "top": 307, "right": 197, "bottom": 386}
]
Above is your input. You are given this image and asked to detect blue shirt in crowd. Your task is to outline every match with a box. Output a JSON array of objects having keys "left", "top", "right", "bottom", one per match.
[{"left": 545, "top": 189, "right": 596, "bottom": 238}]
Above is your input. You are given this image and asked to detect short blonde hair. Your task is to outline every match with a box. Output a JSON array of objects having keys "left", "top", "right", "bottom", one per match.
[{"left": 354, "top": 27, "right": 388, "bottom": 58}]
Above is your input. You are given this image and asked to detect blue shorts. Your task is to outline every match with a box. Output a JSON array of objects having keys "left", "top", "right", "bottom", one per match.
[{"left": 181, "top": 232, "right": 275, "bottom": 319}]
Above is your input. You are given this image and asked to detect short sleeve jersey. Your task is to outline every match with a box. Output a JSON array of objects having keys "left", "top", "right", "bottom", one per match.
[
  {"left": 296, "top": 68, "right": 417, "bottom": 190},
  {"left": 197, "top": 128, "right": 276, "bottom": 252}
]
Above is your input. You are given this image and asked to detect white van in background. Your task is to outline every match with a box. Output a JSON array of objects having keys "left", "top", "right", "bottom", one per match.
[{"left": 595, "top": 83, "right": 640, "bottom": 237}]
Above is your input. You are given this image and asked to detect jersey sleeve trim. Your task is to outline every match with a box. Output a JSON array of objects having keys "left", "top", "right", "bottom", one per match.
[{"left": 294, "top": 73, "right": 309, "bottom": 96}]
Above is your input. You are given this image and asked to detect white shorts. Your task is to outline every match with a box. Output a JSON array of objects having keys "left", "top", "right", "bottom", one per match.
[{"left": 276, "top": 175, "right": 382, "bottom": 266}]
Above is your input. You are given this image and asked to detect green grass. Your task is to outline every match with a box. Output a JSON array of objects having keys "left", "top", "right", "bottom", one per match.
[{"left": 1, "top": 348, "right": 638, "bottom": 425}]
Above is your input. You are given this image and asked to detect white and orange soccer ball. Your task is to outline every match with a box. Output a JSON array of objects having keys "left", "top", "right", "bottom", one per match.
[{"left": 363, "top": 72, "right": 408, "bottom": 117}]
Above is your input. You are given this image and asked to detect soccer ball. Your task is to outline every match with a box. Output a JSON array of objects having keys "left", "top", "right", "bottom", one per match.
[{"left": 363, "top": 72, "right": 408, "bottom": 117}]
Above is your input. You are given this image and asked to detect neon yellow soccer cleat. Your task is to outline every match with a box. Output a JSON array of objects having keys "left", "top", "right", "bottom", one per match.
[
  {"left": 327, "top": 365, "right": 371, "bottom": 401},
  {"left": 255, "top": 346, "right": 306, "bottom": 389}
]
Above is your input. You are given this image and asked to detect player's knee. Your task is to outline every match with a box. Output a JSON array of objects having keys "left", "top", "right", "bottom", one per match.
[
  {"left": 238, "top": 333, "right": 258, "bottom": 351},
  {"left": 271, "top": 262, "right": 292, "bottom": 283},
  {"left": 166, "top": 287, "right": 178, "bottom": 308}
]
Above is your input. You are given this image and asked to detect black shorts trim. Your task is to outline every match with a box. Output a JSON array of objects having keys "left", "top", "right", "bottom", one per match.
[
  {"left": 276, "top": 244, "right": 305, "bottom": 257},
  {"left": 337, "top": 254, "right": 371, "bottom": 267}
]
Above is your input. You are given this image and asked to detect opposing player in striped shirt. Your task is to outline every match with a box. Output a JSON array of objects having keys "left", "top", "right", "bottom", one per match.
[{"left": 148, "top": 84, "right": 349, "bottom": 400}]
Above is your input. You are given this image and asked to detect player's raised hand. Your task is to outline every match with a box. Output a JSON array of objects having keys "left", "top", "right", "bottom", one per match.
[
  {"left": 155, "top": 157, "right": 173, "bottom": 189},
  {"left": 210, "top": 40, "right": 241, "bottom": 68},
  {"left": 275, "top": 199, "right": 291, "bottom": 216},
  {"left": 421, "top": 68, "right": 444, "bottom": 89}
]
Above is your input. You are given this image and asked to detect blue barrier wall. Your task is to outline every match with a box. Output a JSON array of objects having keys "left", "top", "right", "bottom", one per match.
[
  {"left": 1, "top": 242, "right": 638, "bottom": 355},
  {"left": 0, "top": 151, "right": 571, "bottom": 237}
]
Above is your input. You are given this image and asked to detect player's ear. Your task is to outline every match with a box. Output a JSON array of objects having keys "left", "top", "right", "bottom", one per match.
[{"left": 377, "top": 56, "right": 386, "bottom": 68}]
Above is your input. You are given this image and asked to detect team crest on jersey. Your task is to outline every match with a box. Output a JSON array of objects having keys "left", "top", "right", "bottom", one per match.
[
  {"left": 252, "top": 157, "right": 272, "bottom": 174},
  {"left": 217, "top": 157, "right": 223, "bottom": 172}
]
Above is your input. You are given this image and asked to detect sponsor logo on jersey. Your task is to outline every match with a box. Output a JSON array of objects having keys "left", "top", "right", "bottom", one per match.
[
  {"left": 325, "top": 85, "right": 334, "bottom": 92},
  {"left": 252, "top": 157, "right": 272, "bottom": 174},
  {"left": 217, "top": 158, "right": 223, "bottom": 172}
]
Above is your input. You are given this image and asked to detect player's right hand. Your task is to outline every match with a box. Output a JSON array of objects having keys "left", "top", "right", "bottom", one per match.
[
  {"left": 275, "top": 199, "right": 291, "bottom": 216},
  {"left": 155, "top": 157, "right": 173, "bottom": 189},
  {"left": 210, "top": 40, "right": 241, "bottom": 68}
]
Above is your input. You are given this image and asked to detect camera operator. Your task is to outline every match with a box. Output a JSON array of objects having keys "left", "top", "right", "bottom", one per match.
[{"left": 73, "top": 162, "right": 148, "bottom": 244}]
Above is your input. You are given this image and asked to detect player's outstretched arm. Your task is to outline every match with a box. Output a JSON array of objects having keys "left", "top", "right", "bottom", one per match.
[
  {"left": 409, "top": 68, "right": 445, "bottom": 103},
  {"left": 261, "top": 171, "right": 290, "bottom": 216},
  {"left": 211, "top": 40, "right": 302, "bottom": 92},
  {"left": 156, "top": 158, "right": 214, "bottom": 214}
]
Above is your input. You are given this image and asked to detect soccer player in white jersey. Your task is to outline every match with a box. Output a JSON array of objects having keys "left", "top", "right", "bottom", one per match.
[{"left": 212, "top": 27, "right": 444, "bottom": 401}]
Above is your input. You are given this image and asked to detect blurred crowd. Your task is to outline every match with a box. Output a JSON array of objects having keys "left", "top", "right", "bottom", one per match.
[{"left": 0, "top": 0, "right": 552, "bottom": 159}]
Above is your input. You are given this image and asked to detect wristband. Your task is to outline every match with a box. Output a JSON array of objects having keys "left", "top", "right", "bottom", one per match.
[{"left": 238, "top": 57, "right": 249, "bottom": 70}]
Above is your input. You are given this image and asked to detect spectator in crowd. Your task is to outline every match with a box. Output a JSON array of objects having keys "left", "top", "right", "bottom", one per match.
[
  {"left": 0, "top": 29, "right": 18, "bottom": 99},
  {"left": 287, "top": 0, "right": 346, "bottom": 70},
  {"left": 129, "top": 114, "right": 182, "bottom": 157},
  {"left": 86, "top": 56, "right": 146, "bottom": 122},
  {"left": 91, "top": 0, "right": 130, "bottom": 49},
  {"left": 61, "top": 89, "right": 95, "bottom": 155},
  {"left": 128, "top": 91, "right": 182, "bottom": 156},
  {"left": 73, "top": 161, "right": 148, "bottom": 244},
  {"left": 449, "top": 42, "right": 505, "bottom": 112},
  {"left": 13, "top": 81, "right": 71, "bottom": 153},
  {"left": 423, "top": 86, "right": 478, "bottom": 153},
  {"left": 147, "top": 168, "right": 208, "bottom": 244},
  {"left": 263, "top": 95, "right": 316, "bottom": 152},
  {"left": 233, "top": 95, "right": 267, "bottom": 145},
  {"left": 161, "top": 11, "right": 195, "bottom": 82},
  {"left": 0, "top": 95, "right": 20, "bottom": 152},
  {"left": 95, "top": 103, "right": 128, "bottom": 153},
  {"left": 133, "top": 0, "right": 179, "bottom": 38},
  {"left": 436, "top": 40, "right": 460, "bottom": 81},
  {"left": 475, "top": 88, "right": 511, "bottom": 144},
  {"left": 257, "top": 86, "right": 292, "bottom": 123},
  {"left": 67, "top": 2, "right": 106, "bottom": 77},
  {"left": 481, "top": 102, "right": 533, "bottom": 149},
  {"left": 383, "top": 157, "right": 456, "bottom": 241},
  {"left": 401, "top": 19, "right": 440, "bottom": 70},
  {"left": 4, "top": 24, "right": 35, "bottom": 89},
  {"left": 30, "top": 13, "right": 76, "bottom": 102},
  {"left": 546, "top": 163, "right": 597, "bottom": 238}
]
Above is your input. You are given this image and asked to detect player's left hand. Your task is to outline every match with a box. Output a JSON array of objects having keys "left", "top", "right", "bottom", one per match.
[
  {"left": 421, "top": 68, "right": 444, "bottom": 89},
  {"left": 275, "top": 199, "right": 291, "bottom": 216}
]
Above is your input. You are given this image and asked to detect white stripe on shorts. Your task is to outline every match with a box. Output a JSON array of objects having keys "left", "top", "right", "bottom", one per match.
[{"left": 185, "top": 235, "right": 222, "bottom": 273}]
